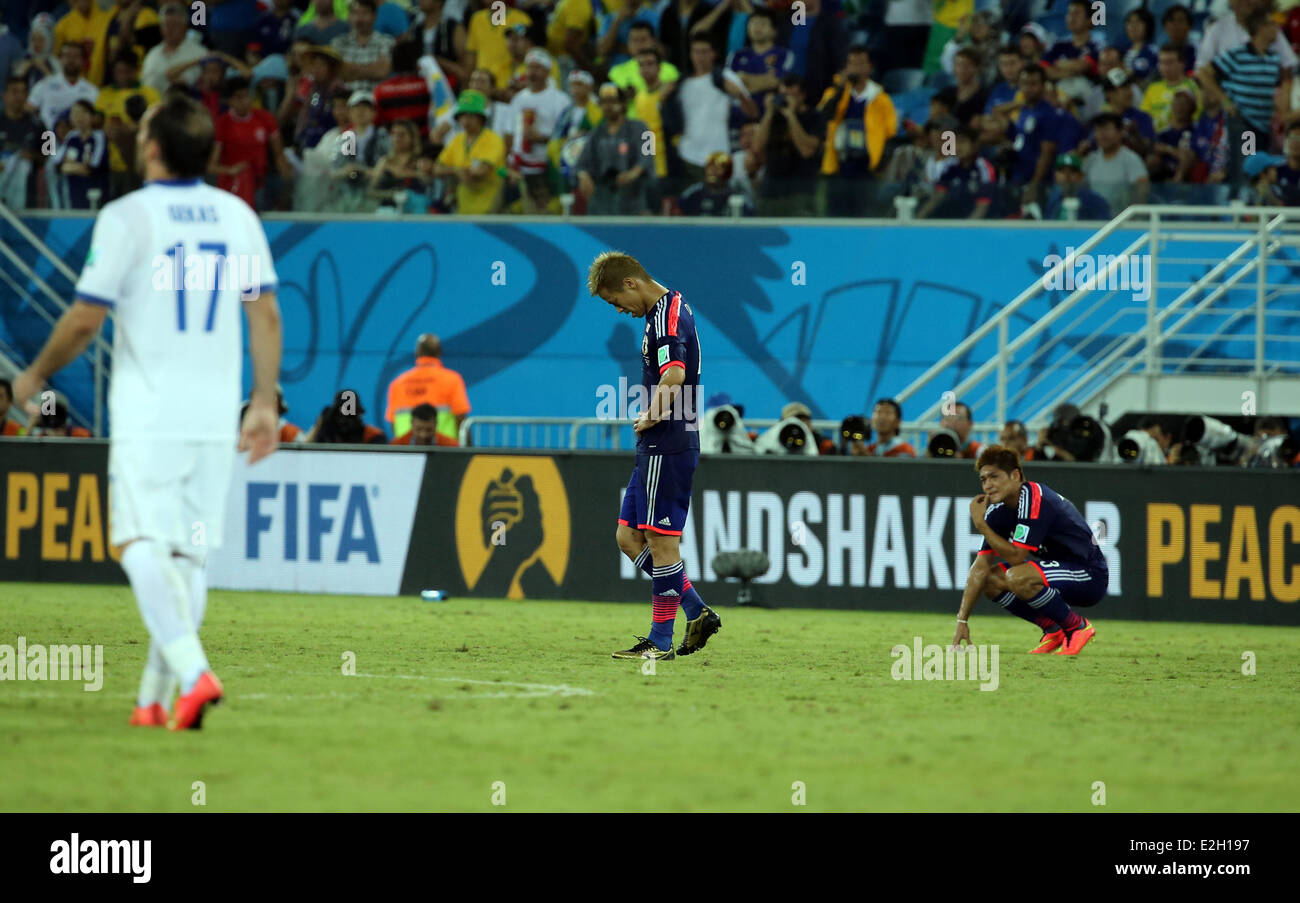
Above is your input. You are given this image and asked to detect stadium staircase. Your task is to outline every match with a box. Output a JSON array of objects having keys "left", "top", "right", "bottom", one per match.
[
  {"left": 895, "top": 205, "right": 1300, "bottom": 431},
  {"left": 0, "top": 204, "right": 107, "bottom": 435}
]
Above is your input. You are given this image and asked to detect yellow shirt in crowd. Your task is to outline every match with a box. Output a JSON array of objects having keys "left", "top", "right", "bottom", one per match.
[
  {"left": 437, "top": 127, "right": 507, "bottom": 214},
  {"left": 467, "top": 7, "right": 532, "bottom": 88}
]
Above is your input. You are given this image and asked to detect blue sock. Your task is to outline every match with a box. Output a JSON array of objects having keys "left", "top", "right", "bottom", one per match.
[
  {"left": 649, "top": 559, "right": 684, "bottom": 650},
  {"left": 1024, "top": 586, "right": 1083, "bottom": 632},
  {"left": 994, "top": 590, "right": 1061, "bottom": 632},
  {"left": 634, "top": 547, "right": 704, "bottom": 620}
]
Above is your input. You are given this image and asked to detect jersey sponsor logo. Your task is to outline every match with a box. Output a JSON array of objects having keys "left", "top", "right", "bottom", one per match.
[{"left": 455, "top": 456, "right": 570, "bottom": 599}]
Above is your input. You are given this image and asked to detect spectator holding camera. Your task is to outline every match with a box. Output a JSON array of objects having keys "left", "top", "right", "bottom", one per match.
[
  {"left": 865, "top": 398, "right": 917, "bottom": 457},
  {"left": 999, "top": 419, "right": 1039, "bottom": 460},
  {"left": 754, "top": 72, "right": 822, "bottom": 216},
  {"left": 577, "top": 82, "right": 655, "bottom": 215},
  {"left": 781, "top": 401, "right": 835, "bottom": 454},
  {"left": 942, "top": 400, "right": 981, "bottom": 458},
  {"left": 305, "top": 389, "right": 388, "bottom": 444},
  {"left": 839, "top": 414, "right": 870, "bottom": 455}
]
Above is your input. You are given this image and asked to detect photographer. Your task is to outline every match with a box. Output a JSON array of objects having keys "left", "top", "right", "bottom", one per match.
[
  {"left": 1038, "top": 402, "right": 1113, "bottom": 463},
  {"left": 865, "top": 397, "right": 917, "bottom": 457},
  {"left": 940, "top": 400, "right": 981, "bottom": 458},
  {"left": 577, "top": 82, "right": 655, "bottom": 215},
  {"left": 304, "top": 389, "right": 388, "bottom": 444},
  {"left": 781, "top": 402, "right": 835, "bottom": 454},
  {"left": 999, "top": 419, "right": 1040, "bottom": 461},
  {"left": 754, "top": 73, "right": 822, "bottom": 217},
  {"left": 839, "top": 414, "right": 870, "bottom": 455}
]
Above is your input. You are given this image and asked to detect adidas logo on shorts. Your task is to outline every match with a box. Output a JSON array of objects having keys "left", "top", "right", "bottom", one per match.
[{"left": 658, "top": 517, "right": 671, "bottom": 525}]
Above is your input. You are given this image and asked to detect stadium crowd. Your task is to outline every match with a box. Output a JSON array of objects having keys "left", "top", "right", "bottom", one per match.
[{"left": 5, "top": 0, "right": 1300, "bottom": 217}]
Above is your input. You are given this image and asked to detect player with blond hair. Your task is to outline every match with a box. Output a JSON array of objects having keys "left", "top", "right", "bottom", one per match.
[{"left": 589, "top": 251, "right": 720, "bottom": 660}]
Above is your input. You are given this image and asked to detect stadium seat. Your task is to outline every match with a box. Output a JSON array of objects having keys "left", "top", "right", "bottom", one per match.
[
  {"left": 925, "top": 69, "right": 955, "bottom": 91},
  {"left": 891, "top": 87, "right": 937, "bottom": 129},
  {"left": 883, "top": 68, "right": 926, "bottom": 96}
]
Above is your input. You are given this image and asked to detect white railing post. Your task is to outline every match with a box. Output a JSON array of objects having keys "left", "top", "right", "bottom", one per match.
[
  {"left": 996, "top": 317, "right": 1007, "bottom": 427},
  {"left": 1256, "top": 211, "right": 1268, "bottom": 409},
  {"left": 1145, "top": 209, "right": 1160, "bottom": 410}
]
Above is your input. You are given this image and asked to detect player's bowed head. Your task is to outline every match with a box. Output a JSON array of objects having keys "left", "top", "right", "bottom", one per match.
[{"left": 587, "top": 250, "right": 667, "bottom": 318}]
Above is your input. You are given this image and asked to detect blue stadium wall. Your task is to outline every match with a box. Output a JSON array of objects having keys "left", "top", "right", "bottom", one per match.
[{"left": 5, "top": 215, "right": 1295, "bottom": 432}]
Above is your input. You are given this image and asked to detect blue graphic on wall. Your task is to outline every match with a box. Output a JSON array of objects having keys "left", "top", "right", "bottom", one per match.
[{"left": 3, "top": 216, "right": 1296, "bottom": 439}]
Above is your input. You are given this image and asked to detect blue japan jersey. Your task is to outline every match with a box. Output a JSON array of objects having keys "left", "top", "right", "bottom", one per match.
[
  {"left": 639, "top": 289, "right": 701, "bottom": 454},
  {"left": 979, "top": 480, "right": 1106, "bottom": 568}
]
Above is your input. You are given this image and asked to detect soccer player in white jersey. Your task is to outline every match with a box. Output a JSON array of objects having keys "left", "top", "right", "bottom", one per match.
[{"left": 12, "top": 94, "right": 284, "bottom": 731}]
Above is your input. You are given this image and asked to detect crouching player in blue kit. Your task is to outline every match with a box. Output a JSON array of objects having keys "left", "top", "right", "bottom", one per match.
[
  {"left": 588, "top": 251, "right": 721, "bottom": 660},
  {"left": 953, "top": 446, "right": 1107, "bottom": 655}
]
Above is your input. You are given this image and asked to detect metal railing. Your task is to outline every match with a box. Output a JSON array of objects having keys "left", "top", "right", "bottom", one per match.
[
  {"left": 458, "top": 415, "right": 1012, "bottom": 452},
  {"left": 0, "top": 203, "right": 110, "bottom": 435},
  {"left": 893, "top": 205, "right": 1300, "bottom": 428}
]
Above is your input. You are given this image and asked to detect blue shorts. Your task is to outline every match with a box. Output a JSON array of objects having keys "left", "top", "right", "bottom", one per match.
[
  {"left": 1004, "top": 557, "right": 1108, "bottom": 607},
  {"left": 618, "top": 450, "right": 699, "bottom": 535}
]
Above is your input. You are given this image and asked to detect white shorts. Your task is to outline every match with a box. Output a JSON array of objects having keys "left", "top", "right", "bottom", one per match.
[{"left": 109, "top": 439, "right": 235, "bottom": 556}]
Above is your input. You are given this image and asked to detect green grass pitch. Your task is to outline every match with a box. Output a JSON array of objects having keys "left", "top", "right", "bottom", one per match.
[{"left": 2, "top": 581, "right": 1297, "bottom": 812}]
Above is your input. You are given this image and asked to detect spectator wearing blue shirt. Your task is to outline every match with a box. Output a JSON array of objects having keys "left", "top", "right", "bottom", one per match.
[
  {"left": 727, "top": 9, "right": 794, "bottom": 114},
  {"left": 1147, "top": 89, "right": 1196, "bottom": 183},
  {"left": 1122, "top": 8, "right": 1158, "bottom": 85},
  {"left": 207, "top": 0, "right": 260, "bottom": 56},
  {"left": 1043, "top": 0, "right": 1100, "bottom": 82},
  {"left": 1190, "top": 89, "right": 1228, "bottom": 184},
  {"left": 257, "top": 0, "right": 300, "bottom": 57},
  {"left": 1044, "top": 151, "right": 1111, "bottom": 219},
  {"left": 1008, "top": 65, "right": 1059, "bottom": 203},
  {"left": 1264, "top": 124, "right": 1300, "bottom": 206},
  {"left": 53, "top": 99, "right": 108, "bottom": 209},
  {"left": 778, "top": 0, "right": 848, "bottom": 109},
  {"left": 983, "top": 45, "right": 1023, "bottom": 120},
  {"left": 1102, "top": 70, "right": 1154, "bottom": 158},
  {"left": 1197, "top": 8, "right": 1286, "bottom": 189},
  {"left": 917, "top": 125, "right": 998, "bottom": 219},
  {"left": 1160, "top": 5, "right": 1197, "bottom": 77}
]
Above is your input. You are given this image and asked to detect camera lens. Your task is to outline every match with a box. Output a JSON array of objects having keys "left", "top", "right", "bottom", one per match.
[{"left": 714, "top": 409, "right": 735, "bottom": 432}]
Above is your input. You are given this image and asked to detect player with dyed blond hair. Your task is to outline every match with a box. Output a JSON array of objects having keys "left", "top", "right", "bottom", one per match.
[
  {"left": 589, "top": 251, "right": 720, "bottom": 660},
  {"left": 12, "top": 93, "right": 283, "bottom": 730}
]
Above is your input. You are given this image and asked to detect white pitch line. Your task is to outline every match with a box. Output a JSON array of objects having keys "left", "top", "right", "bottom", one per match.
[
  {"left": 2, "top": 675, "right": 597, "bottom": 703},
  {"left": 353, "top": 672, "right": 596, "bottom": 697}
]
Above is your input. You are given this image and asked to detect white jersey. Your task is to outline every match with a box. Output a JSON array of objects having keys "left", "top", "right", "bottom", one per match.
[
  {"left": 75, "top": 178, "right": 278, "bottom": 442},
  {"left": 505, "top": 85, "right": 569, "bottom": 172}
]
